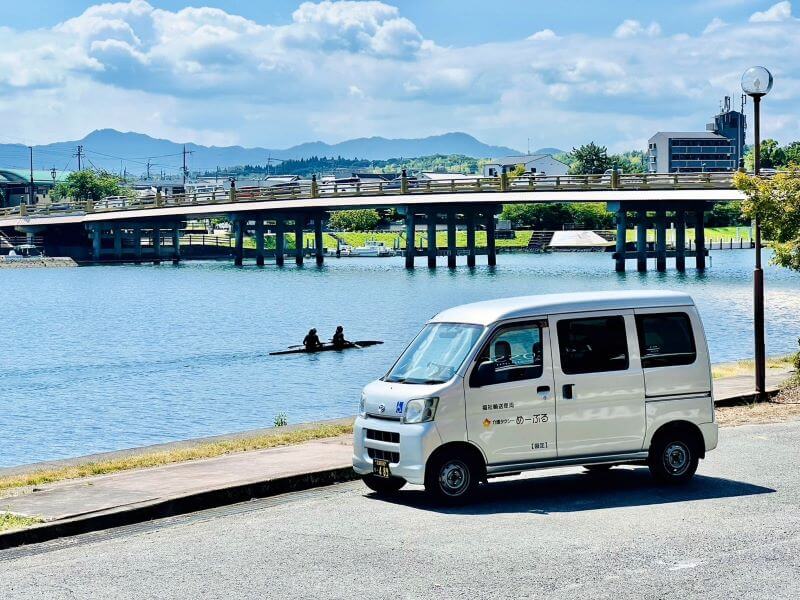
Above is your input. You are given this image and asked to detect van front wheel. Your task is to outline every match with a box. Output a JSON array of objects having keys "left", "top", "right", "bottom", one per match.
[
  {"left": 648, "top": 434, "right": 698, "bottom": 484},
  {"left": 362, "top": 474, "right": 406, "bottom": 495},
  {"left": 425, "top": 451, "right": 479, "bottom": 503}
]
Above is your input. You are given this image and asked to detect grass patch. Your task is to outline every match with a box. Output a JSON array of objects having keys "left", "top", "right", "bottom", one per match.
[
  {"left": 0, "top": 423, "right": 353, "bottom": 496},
  {"left": 711, "top": 355, "right": 794, "bottom": 379},
  {"left": 0, "top": 512, "right": 42, "bottom": 532}
]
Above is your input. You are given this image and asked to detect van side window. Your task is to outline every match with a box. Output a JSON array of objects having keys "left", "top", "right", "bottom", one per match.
[
  {"left": 474, "top": 323, "right": 543, "bottom": 385},
  {"left": 635, "top": 312, "right": 697, "bottom": 368},
  {"left": 557, "top": 316, "right": 629, "bottom": 374}
]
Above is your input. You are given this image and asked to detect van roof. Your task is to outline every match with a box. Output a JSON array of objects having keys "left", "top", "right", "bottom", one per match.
[{"left": 430, "top": 290, "right": 694, "bottom": 326}]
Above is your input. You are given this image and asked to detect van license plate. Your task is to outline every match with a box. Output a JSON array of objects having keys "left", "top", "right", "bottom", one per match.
[{"left": 372, "top": 459, "right": 391, "bottom": 478}]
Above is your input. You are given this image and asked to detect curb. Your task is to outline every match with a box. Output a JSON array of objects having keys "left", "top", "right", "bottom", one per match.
[{"left": 0, "top": 466, "right": 360, "bottom": 551}]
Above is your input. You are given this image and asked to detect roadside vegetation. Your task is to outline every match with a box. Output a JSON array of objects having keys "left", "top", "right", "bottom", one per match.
[
  {"left": 0, "top": 422, "right": 353, "bottom": 497},
  {"left": 711, "top": 354, "right": 795, "bottom": 379},
  {"left": 0, "top": 512, "right": 42, "bottom": 533},
  {"left": 51, "top": 170, "right": 132, "bottom": 202}
]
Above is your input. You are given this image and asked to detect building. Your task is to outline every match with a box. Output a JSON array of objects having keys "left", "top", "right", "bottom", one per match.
[
  {"left": 0, "top": 169, "right": 70, "bottom": 208},
  {"left": 482, "top": 154, "right": 569, "bottom": 177},
  {"left": 648, "top": 97, "right": 746, "bottom": 173}
]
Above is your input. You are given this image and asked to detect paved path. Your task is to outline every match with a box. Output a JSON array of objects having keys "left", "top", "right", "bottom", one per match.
[{"left": 2, "top": 421, "right": 799, "bottom": 599}]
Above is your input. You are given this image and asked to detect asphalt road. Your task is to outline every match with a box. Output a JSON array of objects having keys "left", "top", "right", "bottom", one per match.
[{"left": 2, "top": 420, "right": 799, "bottom": 599}]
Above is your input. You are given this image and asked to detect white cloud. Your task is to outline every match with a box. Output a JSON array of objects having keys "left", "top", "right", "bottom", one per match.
[
  {"left": 703, "top": 17, "right": 727, "bottom": 34},
  {"left": 527, "top": 29, "right": 558, "bottom": 41},
  {"left": 1, "top": 1, "right": 800, "bottom": 152},
  {"left": 613, "top": 19, "right": 661, "bottom": 38},
  {"left": 750, "top": 1, "right": 793, "bottom": 22}
]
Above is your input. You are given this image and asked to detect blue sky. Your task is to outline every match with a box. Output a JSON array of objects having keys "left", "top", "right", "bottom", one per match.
[{"left": 1, "top": 0, "right": 798, "bottom": 153}]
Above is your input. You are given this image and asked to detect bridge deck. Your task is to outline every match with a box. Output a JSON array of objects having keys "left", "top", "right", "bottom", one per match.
[{"left": 0, "top": 172, "right": 744, "bottom": 227}]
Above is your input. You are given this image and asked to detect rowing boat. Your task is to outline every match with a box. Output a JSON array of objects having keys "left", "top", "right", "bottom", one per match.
[{"left": 269, "top": 340, "right": 383, "bottom": 356}]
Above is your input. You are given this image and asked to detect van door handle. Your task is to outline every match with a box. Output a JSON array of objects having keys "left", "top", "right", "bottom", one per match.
[
  {"left": 562, "top": 384, "right": 574, "bottom": 399},
  {"left": 536, "top": 385, "right": 550, "bottom": 397}
]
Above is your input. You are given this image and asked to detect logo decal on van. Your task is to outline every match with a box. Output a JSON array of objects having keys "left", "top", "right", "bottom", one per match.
[
  {"left": 378, "top": 404, "right": 386, "bottom": 413},
  {"left": 395, "top": 402, "right": 404, "bottom": 414},
  {"left": 482, "top": 418, "right": 491, "bottom": 428}
]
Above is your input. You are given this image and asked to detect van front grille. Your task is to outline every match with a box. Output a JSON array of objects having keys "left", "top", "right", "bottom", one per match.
[
  {"left": 365, "top": 429, "right": 400, "bottom": 444},
  {"left": 367, "top": 448, "right": 400, "bottom": 463}
]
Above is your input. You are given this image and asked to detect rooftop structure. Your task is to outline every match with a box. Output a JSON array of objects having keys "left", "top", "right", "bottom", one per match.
[
  {"left": 483, "top": 154, "right": 568, "bottom": 177},
  {"left": 648, "top": 97, "right": 746, "bottom": 173}
]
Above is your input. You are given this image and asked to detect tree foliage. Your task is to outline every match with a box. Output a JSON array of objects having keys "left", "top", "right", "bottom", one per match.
[
  {"left": 328, "top": 209, "right": 381, "bottom": 231},
  {"left": 734, "top": 167, "right": 800, "bottom": 270},
  {"left": 568, "top": 142, "right": 610, "bottom": 175},
  {"left": 744, "top": 138, "right": 799, "bottom": 171},
  {"left": 501, "top": 203, "right": 614, "bottom": 230},
  {"left": 52, "top": 170, "right": 130, "bottom": 201}
]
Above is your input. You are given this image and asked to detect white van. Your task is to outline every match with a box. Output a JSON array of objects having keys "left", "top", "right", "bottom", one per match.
[{"left": 353, "top": 290, "right": 718, "bottom": 502}]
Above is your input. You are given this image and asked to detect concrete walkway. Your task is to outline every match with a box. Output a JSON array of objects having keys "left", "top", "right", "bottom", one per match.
[{"left": 0, "top": 369, "right": 793, "bottom": 549}]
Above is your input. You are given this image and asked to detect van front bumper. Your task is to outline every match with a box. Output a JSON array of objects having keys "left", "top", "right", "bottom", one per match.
[{"left": 352, "top": 416, "right": 442, "bottom": 486}]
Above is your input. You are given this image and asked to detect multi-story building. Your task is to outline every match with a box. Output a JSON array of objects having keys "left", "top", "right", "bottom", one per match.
[{"left": 648, "top": 97, "right": 746, "bottom": 173}]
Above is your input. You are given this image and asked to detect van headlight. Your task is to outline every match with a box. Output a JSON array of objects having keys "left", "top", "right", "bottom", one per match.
[
  {"left": 359, "top": 392, "right": 366, "bottom": 417},
  {"left": 402, "top": 397, "right": 438, "bottom": 424}
]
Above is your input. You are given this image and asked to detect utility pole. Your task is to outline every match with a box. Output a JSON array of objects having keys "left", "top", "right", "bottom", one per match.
[
  {"left": 75, "top": 145, "right": 84, "bottom": 171},
  {"left": 146, "top": 159, "right": 152, "bottom": 180},
  {"left": 28, "top": 146, "right": 35, "bottom": 205},
  {"left": 182, "top": 145, "right": 193, "bottom": 186},
  {"left": 51, "top": 167, "right": 57, "bottom": 185}
]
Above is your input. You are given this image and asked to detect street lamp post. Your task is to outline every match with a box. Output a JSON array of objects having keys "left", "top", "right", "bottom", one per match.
[{"left": 741, "top": 66, "right": 773, "bottom": 398}]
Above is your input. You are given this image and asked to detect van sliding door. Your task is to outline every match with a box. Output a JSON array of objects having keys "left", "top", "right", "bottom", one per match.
[{"left": 549, "top": 310, "right": 646, "bottom": 457}]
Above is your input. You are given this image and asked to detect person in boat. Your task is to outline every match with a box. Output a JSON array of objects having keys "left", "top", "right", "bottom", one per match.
[
  {"left": 303, "top": 328, "right": 323, "bottom": 351},
  {"left": 332, "top": 325, "right": 349, "bottom": 349}
]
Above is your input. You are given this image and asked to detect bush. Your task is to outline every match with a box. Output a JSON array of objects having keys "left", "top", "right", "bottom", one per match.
[
  {"left": 273, "top": 412, "right": 288, "bottom": 427},
  {"left": 501, "top": 202, "right": 613, "bottom": 229}
]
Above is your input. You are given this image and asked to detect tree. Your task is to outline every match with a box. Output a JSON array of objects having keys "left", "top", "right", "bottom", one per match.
[
  {"left": 500, "top": 203, "right": 613, "bottom": 229},
  {"left": 52, "top": 170, "right": 130, "bottom": 201},
  {"left": 734, "top": 166, "right": 800, "bottom": 270},
  {"left": 568, "top": 142, "right": 611, "bottom": 175},
  {"left": 328, "top": 209, "right": 381, "bottom": 231},
  {"left": 784, "top": 141, "right": 800, "bottom": 166},
  {"left": 744, "top": 138, "right": 788, "bottom": 171}
]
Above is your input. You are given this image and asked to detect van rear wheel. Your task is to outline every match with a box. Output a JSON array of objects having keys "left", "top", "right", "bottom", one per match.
[
  {"left": 362, "top": 474, "right": 406, "bottom": 495},
  {"left": 648, "top": 433, "right": 698, "bottom": 484},
  {"left": 425, "top": 450, "right": 480, "bottom": 504}
]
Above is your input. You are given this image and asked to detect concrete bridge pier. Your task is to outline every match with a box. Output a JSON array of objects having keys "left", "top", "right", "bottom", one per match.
[
  {"left": 255, "top": 216, "right": 265, "bottom": 266},
  {"left": 655, "top": 210, "right": 667, "bottom": 272},
  {"left": 615, "top": 209, "right": 627, "bottom": 272},
  {"left": 113, "top": 227, "right": 122, "bottom": 261},
  {"left": 275, "top": 217, "right": 285, "bottom": 267},
  {"left": 695, "top": 210, "right": 706, "bottom": 270},
  {"left": 466, "top": 210, "right": 476, "bottom": 268},
  {"left": 404, "top": 209, "right": 416, "bottom": 269},
  {"left": 314, "top": 215, "right": 324, "bottom": 266},
  {"left": 233, "top": 219, "right": 244, "bottom": 266},
  {"left": 636, "top": 211, "right": 647, "bottom": 272},
  {"left": 447, "top": 211, "right": 457, "bottom": 268},
  {"left": 91, "top": 224, "right": 101, "bottom": 262},
  {"left": 294, "top": 216, "right": 304, "bottom": 266},
  {"left": 153, "top": 227, "right": 162, "bottom": 265},
  {"left": 426, "top": 211, "right": 437, "bottom": 269},
  {"left": 133, "top": 227, "right": 142, "bottom": 263},
  {"left": 172, "top": 226, "right": 181, "bottom": 264},
  {"left": 485, "top": 211, "right": 496, "bottom": 266},
  {"left": 675, "top": 210, "right": 686, "bottom": 272}
]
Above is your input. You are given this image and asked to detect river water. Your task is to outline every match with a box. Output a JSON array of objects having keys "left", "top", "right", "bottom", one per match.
[{"left": 2, "top": 250, "right": 799, "bottom": 467}]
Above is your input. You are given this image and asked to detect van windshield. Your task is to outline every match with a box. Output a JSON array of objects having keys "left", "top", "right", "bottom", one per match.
[{"left": 385, "top": 323, "right": 483, "bottom": 384}]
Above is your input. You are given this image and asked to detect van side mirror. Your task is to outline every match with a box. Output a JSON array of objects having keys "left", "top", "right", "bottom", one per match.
[{"left": 473, "top": 360, "right": 496, "bottom": 387}]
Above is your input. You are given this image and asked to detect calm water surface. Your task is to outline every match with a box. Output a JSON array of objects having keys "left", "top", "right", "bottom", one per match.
[{"left": 2, "top": 250, "right": 799, "bottom": 467}]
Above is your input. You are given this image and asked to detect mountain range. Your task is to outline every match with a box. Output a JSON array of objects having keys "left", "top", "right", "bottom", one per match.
[{"left": 0, "top": 130, "right": 560, "bottom": 175}]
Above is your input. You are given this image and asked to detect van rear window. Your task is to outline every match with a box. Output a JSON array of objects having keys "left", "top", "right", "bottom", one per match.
[
  {"left": 635, "top": 313, "right": 697, "bottom": 368},
  {"left": 556, "top": 316, "right": 629, "bottom": 374}
]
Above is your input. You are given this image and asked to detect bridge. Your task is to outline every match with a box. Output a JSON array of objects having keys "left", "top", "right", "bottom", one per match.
[{"left": 0, "top": 171, "right": 745, "bottom": 272}]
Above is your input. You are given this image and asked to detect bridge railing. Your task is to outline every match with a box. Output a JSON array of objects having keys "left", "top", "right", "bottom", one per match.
[{"left": 0, "top": 172, "right": 742, "bottom": 220}]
